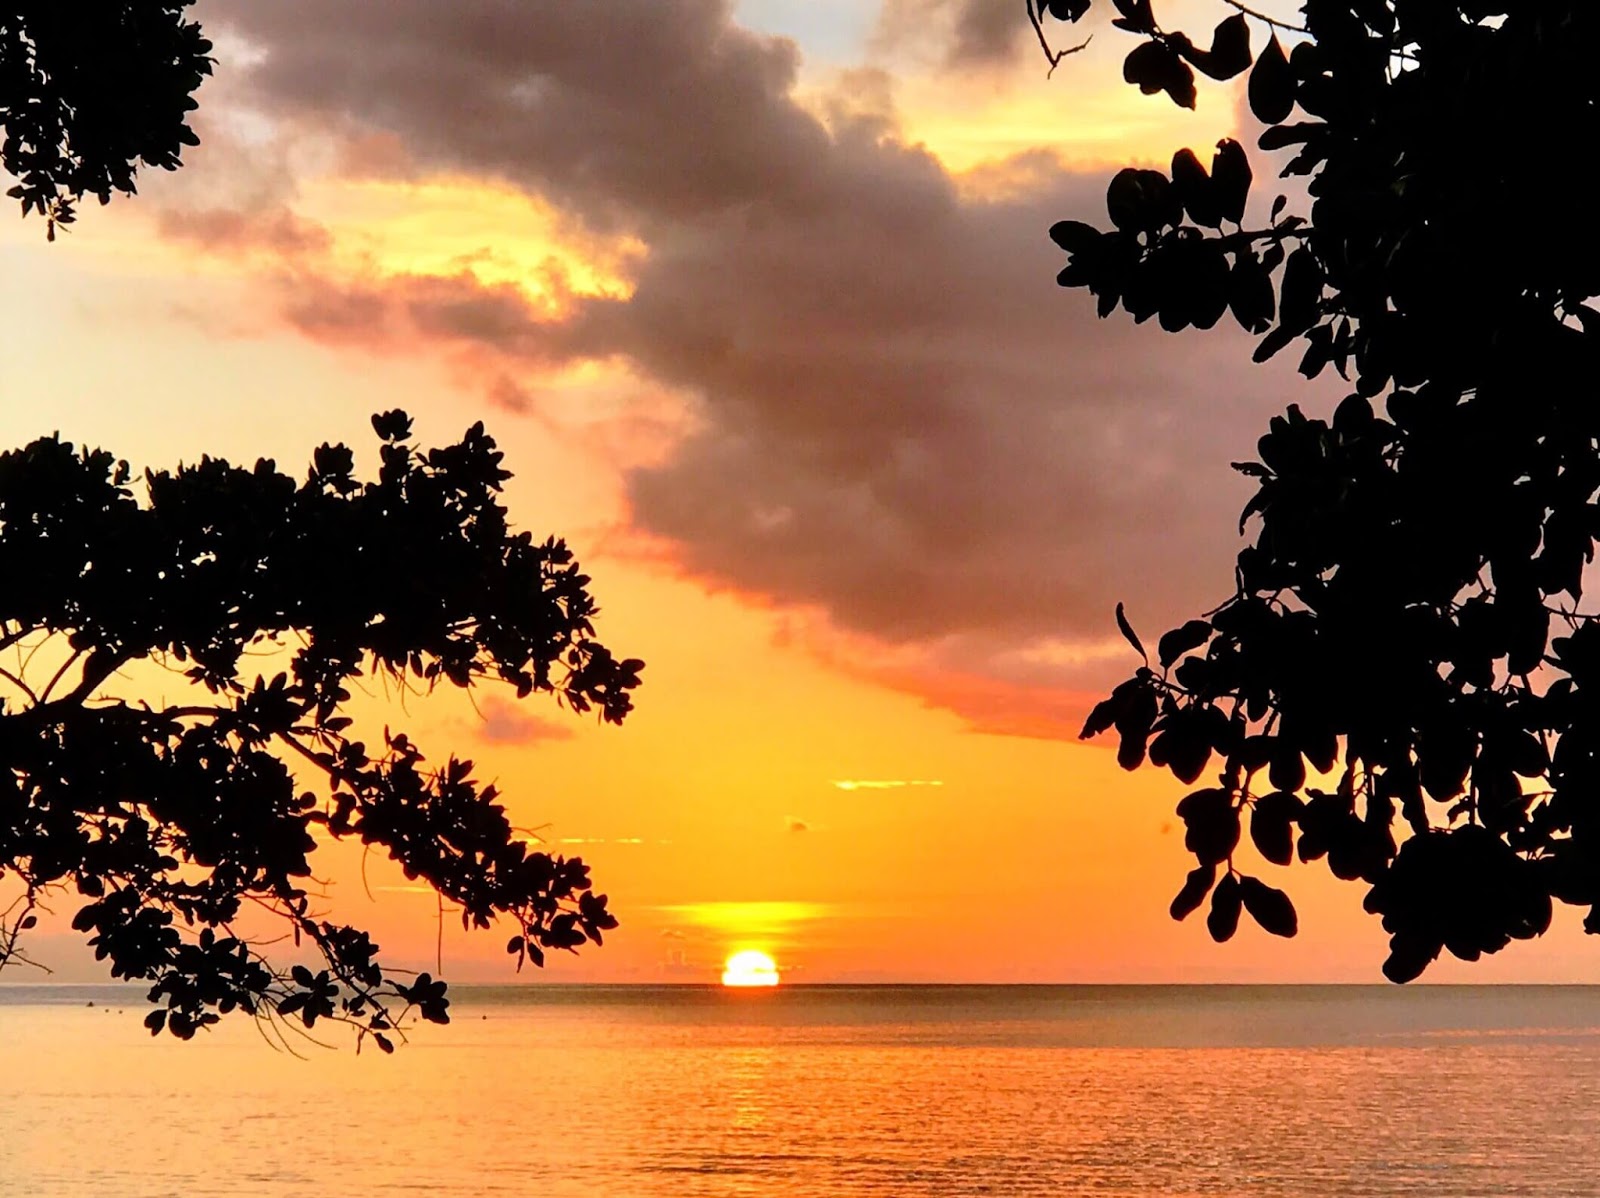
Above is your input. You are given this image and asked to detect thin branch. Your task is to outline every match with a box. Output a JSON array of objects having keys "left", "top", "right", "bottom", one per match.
[
  {"left": 39, "top": 647, "right": 85, "bottom": 704},
  {"left": 149, "top": 704, "right": 236, "bottom": 721},
  {"left": 1218, "top": 0, "right": 1310, "bottom": 35},
  {"left": 0, "top": 666, "right": 38, "bottom": 706},
  {"left": 28, "top": 650, "right": 128, "bottom": 715},
  {"left": 0, "top": 624, "right": 39, "bottom": 657},
  {"left": 1026, "top": 0, "right": 1092, "bottom": 76},
  {"left": 18, "top": 629, "right": 54, "bottom": 681},
  {"left": 0, "top": 889, "right": 52, "bottom": 976},
  {"left": 275, "top": 730, "right": 335, "bottom": 775}
]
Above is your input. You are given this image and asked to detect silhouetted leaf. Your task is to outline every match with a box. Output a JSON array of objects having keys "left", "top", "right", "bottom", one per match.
[
  {"left": 1278, "top": 248, "right": 1324, "bottom": 330},
  {"left": 1044, "top": 0, "right": 1091, "bottom": 20},
  {"left": 1170, "top": 149, "right": 1220, "bottom": 227},
  {"left": 1207, "top": 874, "right": 1242, "bottom": 942},
  {"left": 1080, "top": 696, "right": 1121, "bottom": 740},
  {"left": 1258, "top": 121, "right": 1326, "bottom": 152},
  {"left": 1170, "top": 863, "right": 1217, "bottom": 920},
  {"left": 1123, "top": 40, "right": 1197, "bottom": 108},
  {"left": 1250, "top": 791, "right": 1302, "bottom": 866},
  {"left": 1115, "top": 602, "right": 1148, "bottom": 661},
  {"left": 1268, "top": 745, "right": 1306, "bottom": 792},
  {"left": 1158, "top": 619, "right": 1212, "bottom": 668},
  {"left": 1239, "top": 876, "right": 1297, "bottom": 936},
  {"left": 371, "top": 409, "right": 413, "bottom": 442},
  {"left": 1251, "top": 321, "right": 1298, "bottom": 362},
  {"left": 1382, "top": 933, "right": 1440, "bottom": 984},
  {"left": 1109, "top": 0, "right": 1154, "bottom": 34},
  {"left": 1106, "top": 169, "right": 1179, "bottom": 235},
  {"left": 1148, "top": 716, "right": 1213, "bottom": 784},
  {"left": 1049, "top": 220, "right": 1102, "bottom": 253},
  {"left": 1180, "top": 14, "right": 1251, "bottom": 81},
  {"left": 1248, "top": 35, "right": 1296, "bottom": 124},
  {"left": 1228, "top": 254, "right": 1275, "bottom": 333},
  {"left": 1210, "top": 139, "right": 1251, "bottom": 224},
  {"left": 1177, "top": 787, "right": 1240, "bottom": 865}
]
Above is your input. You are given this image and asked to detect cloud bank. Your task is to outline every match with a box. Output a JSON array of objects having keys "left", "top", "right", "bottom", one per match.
[{"left": 179, "top": 0, "right": 1324, "bottom": 731}]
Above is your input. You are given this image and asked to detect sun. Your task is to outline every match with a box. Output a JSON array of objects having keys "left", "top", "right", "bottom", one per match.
[{"left": 721, "top": 950, "right": 780, "bottom": 987}]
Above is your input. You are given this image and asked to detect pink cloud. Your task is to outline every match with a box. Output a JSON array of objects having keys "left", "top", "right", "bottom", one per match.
[{"left": 477, "top": 696, "right": 576, "bottom": 747}]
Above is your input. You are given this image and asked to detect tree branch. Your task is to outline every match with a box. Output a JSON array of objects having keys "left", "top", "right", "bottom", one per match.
[
  {"left": 39, "top": 647, "right": 84, "bottom": 704},
  {"left": 1026, "top": 0, "right": 1093, "bottom": 76},
  {"left": 1217, "top": 0, "right": 1310, "bottom": 35},
  {"left": 0, "top": 666, "right": 38, "bottom": 706}
]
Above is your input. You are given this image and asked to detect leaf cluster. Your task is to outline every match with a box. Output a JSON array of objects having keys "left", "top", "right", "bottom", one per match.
[
  {"left": 1046, "top": 1, "right": 1600, "bottom": 980},
  {"left": 0, "top": 413, "right": 641, "bottom": 1042},
  {"left": 0, "top": 2, "right": 213, "bottom": 237}
]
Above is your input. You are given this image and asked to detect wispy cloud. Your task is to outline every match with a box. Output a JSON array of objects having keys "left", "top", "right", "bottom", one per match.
[
  {"left": 832, "top": 779, "right": 944, "bottom": 791},
  {"left": 653, "top": 901, "right": 829, "bottom": 935},
  {"left": 477, "top": 696, "right": 576, "bottom": 747}
]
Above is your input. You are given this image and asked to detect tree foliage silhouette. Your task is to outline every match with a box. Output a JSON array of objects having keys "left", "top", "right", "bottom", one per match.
[
  {"left": 0, "top": 415, "right": 642, "bottom": 1045},
  {"left": 0, "top": 1, "right": 212, "bottom": 238},
  {"left": 0, "top": 5, "right": 641, "bottom": 1044},
  {"left": 1037, "top": 0, "right": 1599, "bottom": 980}
]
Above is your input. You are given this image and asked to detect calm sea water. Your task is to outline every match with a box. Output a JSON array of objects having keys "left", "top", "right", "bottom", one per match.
[{"left": 5, "top": 984, "right": 1600, "bottom": 1196}]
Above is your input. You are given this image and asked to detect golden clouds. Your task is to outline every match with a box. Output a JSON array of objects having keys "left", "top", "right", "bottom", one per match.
[
  {"left": 657, "top": 901, "right": 830, "bottom": 936},
  {"left": 293, "top": 176, "right": 643, "bottom": 307}
]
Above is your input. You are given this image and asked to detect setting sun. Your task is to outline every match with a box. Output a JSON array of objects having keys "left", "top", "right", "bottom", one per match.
[{"left": 721, "top": 950, "right": 781, "bottom": 987}]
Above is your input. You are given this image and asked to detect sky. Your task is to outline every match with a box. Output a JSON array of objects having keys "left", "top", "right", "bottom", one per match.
[{"left": 1, "top": 0, "right": 1594, "bottom": 985}]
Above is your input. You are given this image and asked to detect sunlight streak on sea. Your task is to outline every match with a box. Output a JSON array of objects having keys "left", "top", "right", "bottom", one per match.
[{"left": 5, "top": 985, "right": 1600, "bottom": 1196}]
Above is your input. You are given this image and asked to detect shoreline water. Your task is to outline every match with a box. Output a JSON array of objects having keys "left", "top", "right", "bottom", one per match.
[{"left": 8, "top": 984, "right": 1600, "bottom": 1195}]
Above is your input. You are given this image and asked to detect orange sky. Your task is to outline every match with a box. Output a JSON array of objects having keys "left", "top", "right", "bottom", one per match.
[{"left": 2, "top": 0, "right": 1595, "bottom": 985}]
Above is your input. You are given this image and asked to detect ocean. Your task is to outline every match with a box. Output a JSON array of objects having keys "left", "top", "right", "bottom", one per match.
[{"left": 4, "top": 984, "right": 1600, "bottom": 1196}]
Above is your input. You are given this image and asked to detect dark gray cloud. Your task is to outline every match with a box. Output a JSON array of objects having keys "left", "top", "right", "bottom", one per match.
[
  {"left": 209, "top": 0, "right": 829, "bottom": 229},
  {"left": 193, "top": 0, "right": 1330, "bottom": 713},
  {"left": 875, "top": 0, "right": 1031, "bottom": 68}
]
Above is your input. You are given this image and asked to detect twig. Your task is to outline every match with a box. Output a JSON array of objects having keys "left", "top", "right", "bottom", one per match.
[
  {"left": 1026, "top": 0, "right": 1092, "bottom": 76},
  {"left": 0, "top": 624, "right": 38, "bottom": 656},
  {"left": 39, "top": 647, "right": 85, "bottom": 703},
  {"left": 0, "top": 889, "right": 52, "bottom": 976},
  {"left": 0, "top": 666, "right": 38, "bottom": 706},
  {"left": 1218, "top": 0, "right": 1310, "bottom": 35}
]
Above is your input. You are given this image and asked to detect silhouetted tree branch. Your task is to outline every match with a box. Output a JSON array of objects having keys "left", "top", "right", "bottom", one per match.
[
  {"left": 1042, "top": 0, "right": 1599, "bottom": 980},
  {"left": 1, "top": 6, "right": 642, "bottom": 1041},
  {"left": 1026, "top": 1, "right": 1093, "bottom": 75},
  {"left": 0, "top": 1, "right": 213, "bottom": 238},
  {"left": 0, "top": 415, "right": 642, "bottom": 1043}
]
